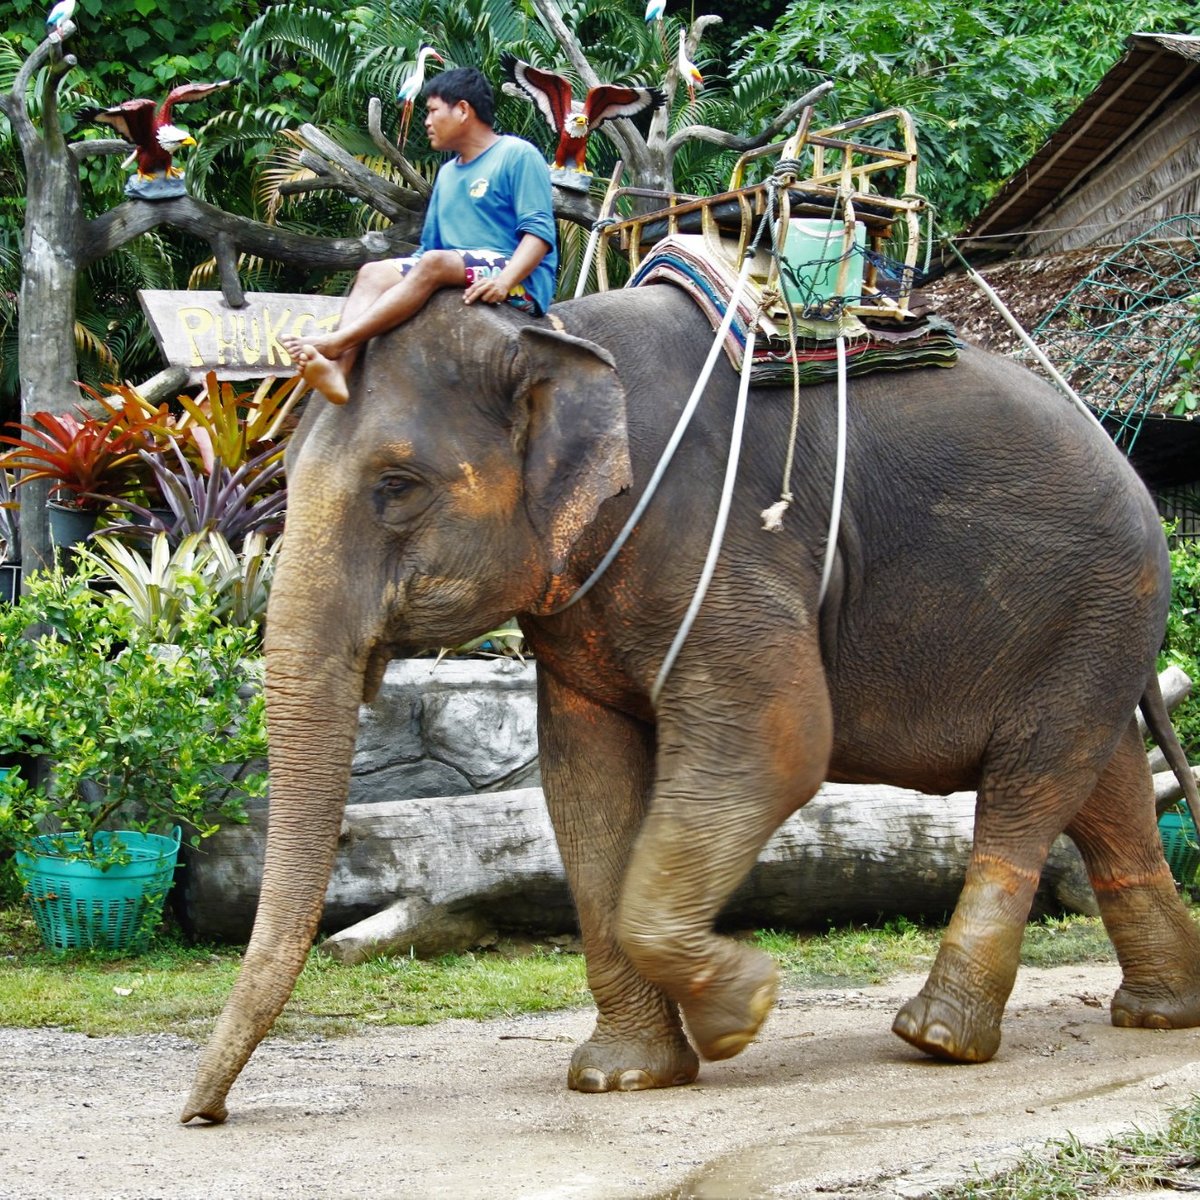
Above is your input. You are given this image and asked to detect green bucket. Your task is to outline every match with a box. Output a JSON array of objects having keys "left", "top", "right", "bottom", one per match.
[
  {"left": 15, "top": 827, "right": 182, "bottom": 952},
  {"left": 1158, "top": 805, "right": 1200, "bottom": 890}
]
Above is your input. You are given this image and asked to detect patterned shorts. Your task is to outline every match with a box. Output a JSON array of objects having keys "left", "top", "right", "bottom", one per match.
[{"left": 390, "top": 249, "right": 541, "bottom": 315}]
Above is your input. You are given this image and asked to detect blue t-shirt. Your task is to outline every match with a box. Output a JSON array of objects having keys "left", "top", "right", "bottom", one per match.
[{"left": 420, "top": 134, "right": 559, "bottom": 316}]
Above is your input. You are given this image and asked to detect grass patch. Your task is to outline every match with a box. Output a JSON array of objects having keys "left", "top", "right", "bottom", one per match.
[
  {"left": 0, "top": 903, "right": 591, "bottom": 1038},
  {"left": 932, "top": 1098, "right": 1200, "bottom": 1198},
  {"left": 0, "top": 906, "right": 1122, "bottom": 1040},
  {"left": 751, "top": 915, "right": 942, "bottom": 987}
]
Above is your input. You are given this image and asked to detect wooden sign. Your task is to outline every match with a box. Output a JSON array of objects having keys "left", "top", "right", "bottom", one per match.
[{"left": 138, "top": 290, "right": 344, "bottom": 383}]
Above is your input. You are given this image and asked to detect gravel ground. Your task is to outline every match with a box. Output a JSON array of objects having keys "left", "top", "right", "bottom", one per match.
[{"left": 3, "top": 962, "right": 1200, "bottom": 1199}]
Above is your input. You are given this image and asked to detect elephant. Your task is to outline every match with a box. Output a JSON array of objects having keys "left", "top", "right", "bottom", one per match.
[{"left": 182, "top": 284, "right": 1200, "bottom": 1124}]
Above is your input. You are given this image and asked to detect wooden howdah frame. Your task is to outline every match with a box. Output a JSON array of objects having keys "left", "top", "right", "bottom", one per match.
[{"left": 595, "top": 107, "right": 926, "bottom": 321}]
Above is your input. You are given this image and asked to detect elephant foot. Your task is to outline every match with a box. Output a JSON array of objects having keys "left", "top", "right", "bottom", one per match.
[
  {"left": 568, "top": 1029, "right": 699, "bottom": 1093},
  {"left": 1111, "top": 982, "right": 1200, "bottom": 1030},
  {"left": 892, "top": 987, "right": 1002, "bottom": 1064},
  {"left": 179, "top": 1092, "right": 229, "bottom": 1125},
  {"left": 680, "top": 944, "right": 779, "bottom": 1063}
]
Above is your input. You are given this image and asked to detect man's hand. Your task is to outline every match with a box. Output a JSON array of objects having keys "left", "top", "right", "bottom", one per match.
[{"left": 463, "top": 274, "right": 514, "bottom": 305}]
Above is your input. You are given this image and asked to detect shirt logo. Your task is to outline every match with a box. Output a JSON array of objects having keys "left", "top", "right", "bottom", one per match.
[{"left": 469, "top": 176, "right": 490, "bottom": 199}]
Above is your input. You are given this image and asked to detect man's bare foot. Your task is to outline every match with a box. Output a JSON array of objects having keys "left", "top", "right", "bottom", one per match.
[{"left": 283, "top": 339, "right": 349, "bottom": 406}]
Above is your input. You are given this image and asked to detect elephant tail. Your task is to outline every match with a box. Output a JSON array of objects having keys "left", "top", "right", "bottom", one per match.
[{"left": 1140, "top": 672, "right": 1200, "bottom": 829}]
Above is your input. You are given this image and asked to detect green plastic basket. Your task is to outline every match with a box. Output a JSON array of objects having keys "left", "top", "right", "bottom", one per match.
[
  {"left": 15, "top": 827, "right": 182, "bottom": 952},
  {"left": 1158, "top": 806, "right": 1200, "bottom": 889}
]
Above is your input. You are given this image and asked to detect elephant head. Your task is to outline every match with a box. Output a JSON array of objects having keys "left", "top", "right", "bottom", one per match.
[{"left": 181, "top": 296, "right": 631, "bottom": 1123}]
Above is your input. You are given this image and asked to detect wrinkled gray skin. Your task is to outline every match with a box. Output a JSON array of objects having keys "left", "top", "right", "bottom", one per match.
[{"left": 183, "top": 286, "right": 1200, "bottom": 1123}]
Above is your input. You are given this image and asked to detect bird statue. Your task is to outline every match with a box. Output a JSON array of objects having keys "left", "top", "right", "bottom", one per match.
[
  {"left": 45, "top": 0, "right": 75, "bottom": 41},
  {"left": 77, "top": 78, "right": 239, "bottom": 200},
  {"left": 502, "top": 52, "right": 664, "bottom": 189},
  {"left": 676, "top": 31, "right": 703, "bottom": 105},
  {"left": 396, "top": 45, "right": 444, "bottom": 153}
]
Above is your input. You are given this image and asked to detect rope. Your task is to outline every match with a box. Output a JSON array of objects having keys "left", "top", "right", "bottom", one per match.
[
  {"left": 651, "top": 326, "right": 756, "bottom": 706},
  {"left": 939, "top": 228, "right": 1105, "bottom": 430},
  {"left": 574, "top": 216, "right": 618, "bottom": 300},
  {"left": 549, "top": 247, "right": 759, "bottom": 615},
  {"left": 819, "top": 332, "right": 848, "bottom": 605},
  {"left": 759, "top": 196, "right": 804, "bottom": 531}
]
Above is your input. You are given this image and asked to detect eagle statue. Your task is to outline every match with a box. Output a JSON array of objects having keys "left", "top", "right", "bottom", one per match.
[
  {"left": 78, "top": 78, "right": 240, "bottom": 200},
  {"left": 501, "top": 52, "right": 664, "bottom": 186}
]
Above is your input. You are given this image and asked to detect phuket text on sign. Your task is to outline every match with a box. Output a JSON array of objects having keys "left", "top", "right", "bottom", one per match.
[{"left": 139, "top": 290, "right": 344, "bottom": 382}]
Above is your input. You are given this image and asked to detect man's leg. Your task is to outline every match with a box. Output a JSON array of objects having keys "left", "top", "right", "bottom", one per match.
[{"left": 283, "top": 251, "right": 467, "bottom": 404}]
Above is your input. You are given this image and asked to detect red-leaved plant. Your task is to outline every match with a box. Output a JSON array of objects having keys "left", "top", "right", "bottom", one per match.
[{"left": 0, "top": 405, "right": 164, "bottom": 511}]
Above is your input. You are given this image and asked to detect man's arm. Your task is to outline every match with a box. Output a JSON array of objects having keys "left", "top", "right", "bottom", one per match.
[{"left": 463, "top": 231, "right": 552, "bottom": 305}]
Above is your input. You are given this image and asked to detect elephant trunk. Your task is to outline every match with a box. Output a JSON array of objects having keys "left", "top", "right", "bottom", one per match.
[{"left": 181, "top": 642, "right": 362, "bottom": 1124}]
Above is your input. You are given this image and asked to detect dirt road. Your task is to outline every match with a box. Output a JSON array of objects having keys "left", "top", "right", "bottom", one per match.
[{"left": 3, "top": 962, "right": 1199, "bottom": 1199}]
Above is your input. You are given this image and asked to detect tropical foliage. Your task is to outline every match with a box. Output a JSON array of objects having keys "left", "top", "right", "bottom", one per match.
[
  {"left": 731, "top": 0, "right": 1199, "bottom": 229},
  {"left": 0, "top": 562, "right": 267, "bottom": 868},
  {"left": 2, "top": 0, "right": 1198, "bottom": 415},
  {"left": 1162, "top": 525, "right": 1200, "bottom": 762}
]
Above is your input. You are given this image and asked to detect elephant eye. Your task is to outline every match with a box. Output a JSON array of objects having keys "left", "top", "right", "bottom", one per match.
[
  {"left": 373, "top": 470, "right": 431, "bottom": 524},
  {"left": 378, "top": 471, "right": 418, "bottom": 497}
]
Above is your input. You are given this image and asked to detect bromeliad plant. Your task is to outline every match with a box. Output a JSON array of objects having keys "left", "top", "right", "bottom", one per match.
[
  {"left": 0, "top": 563, "right": 268, "bottom": 868},
  {"left": 100, "top": 443, "right": 286, "bottom": 550},
  {"left": 0, "top": 405, "right": 165, "bottom": 512},
  {"left": 0, "top": 468, "right": 18, "bottom": 563},
  {"left": 76, "top": 529, "right": 280, "bottom": 643}
]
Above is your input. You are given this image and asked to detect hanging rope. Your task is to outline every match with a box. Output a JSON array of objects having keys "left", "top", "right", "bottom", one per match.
[
  {"left": 759, "top": 180, "right": 854, "bottom": 530},
  {"left": 651, "top": 326, "right": 757, "bottom": 705},
  {"left": 939, "top": 227, "right": 1104, "bottom": 431},
  {"left": 819, "top": 332, "right": 849, "bottom": 605},
  {"left": 573, "top": 161, "right": 625, "bottom": 300},
  {"left": 549, "top": 247, "right": 760, "bottom": 615}
]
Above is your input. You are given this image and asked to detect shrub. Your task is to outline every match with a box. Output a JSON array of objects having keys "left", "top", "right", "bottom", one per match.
[
  {"left": 0, "top": 563, "right": 267, "bottom": 870},
  {"left": 1161, "top": 524, "right": 1200, "bottom": 762}
]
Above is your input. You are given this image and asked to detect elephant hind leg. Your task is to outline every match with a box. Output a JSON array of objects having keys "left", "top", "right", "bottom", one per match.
[
  {"left": 1066, "top": 724, "right": 1200, "bottom": 1030},
  {"left": 891, "top": 852, "right": 1038, "bottom": 1063},
  {"left": 893, "top": 742, "right": 1098, "bottom": 1063}
]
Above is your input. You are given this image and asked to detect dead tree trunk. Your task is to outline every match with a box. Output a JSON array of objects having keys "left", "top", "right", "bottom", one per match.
[{"left": 1, "top": 34, "right": 85, "bottom": 573}]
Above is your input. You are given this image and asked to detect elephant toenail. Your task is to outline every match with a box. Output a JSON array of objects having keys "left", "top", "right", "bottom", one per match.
[
  {"left": 615, "top": 1069, "right": 654, "bottom": 1091},
  {"left": 571, "top": 1067, "right": 609, "bottom": 1093}
]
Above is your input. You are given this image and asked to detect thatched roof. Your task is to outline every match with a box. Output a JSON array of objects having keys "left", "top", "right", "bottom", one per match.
[{"left": 959, "top": 33, "right": 1200, "bottom": 261}]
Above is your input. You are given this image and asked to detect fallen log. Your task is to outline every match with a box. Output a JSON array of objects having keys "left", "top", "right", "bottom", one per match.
[
  {"left": 180, "top": 782, "right": 1096, "bottom": 962},
  {"left": 176, "top": 666, "right": 1195, "bottom": 955}
]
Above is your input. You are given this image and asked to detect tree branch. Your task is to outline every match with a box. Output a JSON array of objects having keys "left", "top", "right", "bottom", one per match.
[
  {"left": 366, "top": 98, "right": 433, "bottom": 196},
  {"left": 79, "top": 193, "right": 421, "bottom": 273},
  {"left": 70, "top": 138, "right": 135, "bottom": 164},
  {"left": 665, "top": 81, "right": 836, "bottom": 157},
  {"left": 2, "top": 26, "right": 76, "bottom": 150},
  {"left": 293, "top": 123, "right": 426, "bottom": 220}
]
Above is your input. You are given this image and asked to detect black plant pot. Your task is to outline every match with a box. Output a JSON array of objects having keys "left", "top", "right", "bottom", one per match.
[
  {"left": 47, "top": 503, "right": 99, "bottom": 549},
  {"left": 0, "top": 562, "right": 18, "bottom": 603}
]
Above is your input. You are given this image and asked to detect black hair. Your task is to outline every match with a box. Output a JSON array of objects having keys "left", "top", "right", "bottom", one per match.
[{"left": 423, "top": 67, "right": 495, "bottom": 127}]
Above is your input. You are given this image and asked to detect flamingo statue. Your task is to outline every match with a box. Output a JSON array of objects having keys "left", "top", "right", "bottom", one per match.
[
  {"left": 396, "top": 45, "right": 444, "bottom": 152},
  {"left": 676, "top": 30, "right": 703, "bottom": 104}
]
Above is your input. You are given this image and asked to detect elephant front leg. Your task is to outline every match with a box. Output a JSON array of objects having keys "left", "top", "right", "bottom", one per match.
[
  {"left": 537, "top": 672, "right": 699, "bottom": 1093},
  {"left": 616, "top": 658, "right": 832, "bottom": 1063}
]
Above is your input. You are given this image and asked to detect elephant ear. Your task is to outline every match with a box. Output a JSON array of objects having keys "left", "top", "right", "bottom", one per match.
[{"left": 515, "top": 324, "right": 633, "bottom": 574}]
